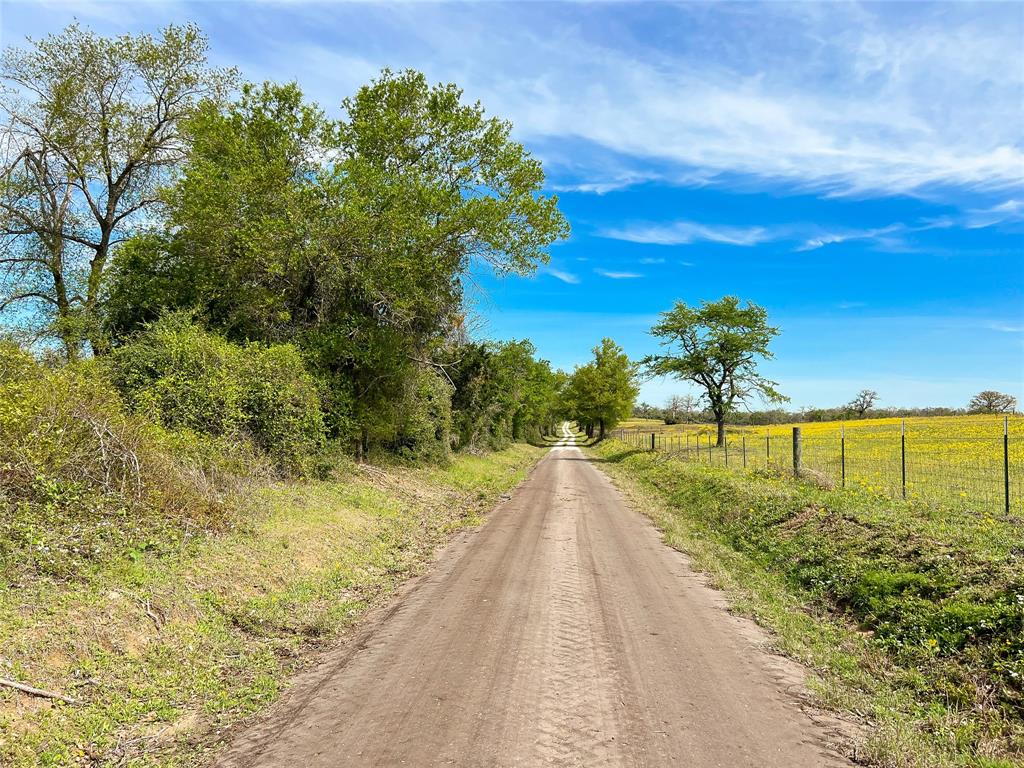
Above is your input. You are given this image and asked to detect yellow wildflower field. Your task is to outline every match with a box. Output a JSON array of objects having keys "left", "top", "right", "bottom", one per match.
[{"left": 616, "top": 414, "right": 1023, "bottom": 514}]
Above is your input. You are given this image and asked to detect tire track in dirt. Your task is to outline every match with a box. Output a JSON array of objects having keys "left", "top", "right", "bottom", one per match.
[{"left": 215, "top": 429, "right": 853, "bottom": 768}]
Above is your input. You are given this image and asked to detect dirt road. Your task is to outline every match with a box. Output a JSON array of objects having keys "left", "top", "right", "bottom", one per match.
[{"left": 217, "top": 427, "right": 851, "bottom": 767}]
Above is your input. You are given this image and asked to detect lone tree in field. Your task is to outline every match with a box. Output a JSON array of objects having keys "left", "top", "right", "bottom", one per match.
[
  {"left": 644, "top": 296, "right": 786, "bottom": 446},
  {"left": 0, "top": 23, "right": 234, "bottom": 358},
  {"left": 563, "top": 338, "right": 639, "bottom": 439},
  {"left": 847, "top": 389, "right": 879, "bottom": 418},
  {"left": 968, "top": 390, "right": 1017, "bottom": 414}
]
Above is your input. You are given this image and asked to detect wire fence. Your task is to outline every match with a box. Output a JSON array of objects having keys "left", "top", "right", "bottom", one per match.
[{"left": 613, "top": 418, "right": 1023, "bottom": 516}]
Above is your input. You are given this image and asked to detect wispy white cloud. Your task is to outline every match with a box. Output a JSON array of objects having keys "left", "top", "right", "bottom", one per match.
[
  {"left": 595, "top": 269, "right": 643, "bottom": 279},
  {"left": 544, "top": 267, "right": 580, "bottom": 285},
  {"left": 965, "top": 199, "right": 1024, "bottom": 229},
  {"left": 988, "top": 322, "right": 1024, "bottom": 333},
  {"left": 8, "top": 2, "right": 1023, "bottom": 198},
  {"left": 796, "top": 224, "right": 905, "bottom": 252},
  {"left": 638, "top": 257, "right": 665, "bottom": 264},
  {"left": 601, "top": 221, "right": 772, "bottom": 246}
]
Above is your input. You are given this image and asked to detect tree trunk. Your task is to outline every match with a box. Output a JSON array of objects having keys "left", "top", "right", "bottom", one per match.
[
  {"left": 599, "top": 418, "right": 605, "bottom": 439},
  {"left": 50, "top": 259, "right": 78, "bottom": 363},
  {"left": 716, "top": 417, "right": 725, "bottom": 447},
  {"left": 85, "top": 237, "right": 110, "bottom": 357},
  {"left": 357, "top": 427, "right": 369, "bottom": 462}
]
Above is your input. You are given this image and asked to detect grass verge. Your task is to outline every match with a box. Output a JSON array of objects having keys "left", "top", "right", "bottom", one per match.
[
  {"left": 0, "top": 444, "right": 543, "bottom": 766},
  {"left": 587, "top": 438, "right": 1022, "bottom": 768}
]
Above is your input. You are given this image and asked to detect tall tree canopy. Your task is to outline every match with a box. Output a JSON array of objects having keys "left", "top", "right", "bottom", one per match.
[
  {"left": 564, "top": 338, "right": 638, "bottom": 438},
  {"left": 644, "top": 297, "right": 786, "bottom": 446},
  {"left": 0, "top": 23, "right": 234, "bottom": 358},
  {"left": 104, "top": 70, "right": 569, "bottom": 446}
]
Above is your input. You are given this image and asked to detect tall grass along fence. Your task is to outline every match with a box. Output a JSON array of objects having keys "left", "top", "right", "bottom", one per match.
[{"left": 613, "top": 415, "right": 1023, "bottom": 516}]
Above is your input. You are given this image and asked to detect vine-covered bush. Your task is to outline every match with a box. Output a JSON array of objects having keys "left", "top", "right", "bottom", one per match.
[
  {"left": 108, "top": 314, "right": 326, "bottom": 473},
  {"left": 387, "top": 366, "right": 454, "bottom": 464},
  {"left": 0, "top": 342, "right": 264, "bottom": 580}
]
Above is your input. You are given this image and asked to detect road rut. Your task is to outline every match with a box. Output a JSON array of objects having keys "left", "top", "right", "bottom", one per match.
[{"left": 216, "top": 431, "right": 852, "bottom": 767}]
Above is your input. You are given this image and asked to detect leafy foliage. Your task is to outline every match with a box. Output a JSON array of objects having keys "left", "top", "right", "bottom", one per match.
[
  {"left": 448, "top": 339, "right": 563, "bottom": 451},
  {"left": 645, "top": 296, "right": 786, "bottom": 445},
  {"left": 0, "top": 23, "right": 235, "bottom": 358},
  {"left": 563, "top": 338, "right": 639, "bottom": 438},
  {"left": 107, "top": 314, "right": 326, "bottom": 473},
  {"left": 0, "top": 342, "right": 263, "bottom": 580},
  {"left": 969, "top": 390, "right": 1018, "bottom": 414},
  {"left": 104, "top": 72, "right": 568, "bottom": 449}
]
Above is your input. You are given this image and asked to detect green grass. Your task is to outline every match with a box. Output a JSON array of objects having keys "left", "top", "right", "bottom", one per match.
[
  {"left": 587, "top": 438, "right": 1023, "bottom": 768},
  {"left": 0, "top": 444, "right": 543, "bottom": 767}
]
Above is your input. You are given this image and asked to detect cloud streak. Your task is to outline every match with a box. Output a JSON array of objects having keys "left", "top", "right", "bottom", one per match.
[
  {"left": 595, "top": 269, "right": 643, "bottom": 279},
  {"left": 601, "top": 221, "right": 772, "bottom": 246},
  {"left": 545, "top": 267, "right": 581, "bottom": 285},
  {"left": 8, "top": 2, "right": 1022, "bottom": 201}
]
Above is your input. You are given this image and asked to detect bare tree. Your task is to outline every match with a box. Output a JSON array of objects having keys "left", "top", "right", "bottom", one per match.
[
  {"left": 968, "top": 390, "right": 1017, "bottom": 414},
  {"left": 0, "top": 23, "right": 235, "bottom": 358},
  {"left": 847, "top": 389, "right": 879, "bottom": 418},
  {"left": 665, "top": 393, "right": 697, "bottom": 423}
]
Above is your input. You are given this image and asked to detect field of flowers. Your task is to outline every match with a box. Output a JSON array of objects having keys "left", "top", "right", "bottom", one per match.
[{"left": 615, "top": 414, "right": 1024, "bottom": 514}]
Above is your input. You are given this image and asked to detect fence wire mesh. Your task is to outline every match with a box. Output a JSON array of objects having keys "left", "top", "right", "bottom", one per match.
[{"left": 614, "top": 417, "right": 1023, "bottom": 516}]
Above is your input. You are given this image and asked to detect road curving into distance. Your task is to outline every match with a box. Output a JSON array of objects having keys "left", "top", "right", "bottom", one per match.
[{"left": 216, "top": 423, "right": 851, "bottom": 767}]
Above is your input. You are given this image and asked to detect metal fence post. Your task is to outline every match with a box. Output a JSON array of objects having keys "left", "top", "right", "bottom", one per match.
[
  {"left": 708, "top": 433, "right": 713, "bottom": 463},
  {"left": 766, "top": 431, "right": 771, "bottom": 464},
  {"left": 724, "top": 435, "right": 729, "bottom": 467},
  {"left": 651, "top": 432, "right": 655, "bottom": 451},
  {"left": 792, "top": 427, "right": 802, "bottom": 478},
  {"left": 742, "top": 436, "right": 747, "bottom": 469},
  {"left": 901, "top": 419, "right": 907, "bottom": 499},
  {"left": 841, "top": 424, "right": 846, "bottom": 488},
  {"left": 1005, "top": 415, "right": 1011, "bottom": 515}
]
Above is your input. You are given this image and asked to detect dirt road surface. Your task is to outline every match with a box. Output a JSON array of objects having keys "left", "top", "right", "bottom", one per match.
[{"left": 216, "top": 426, "right": 851, "bottom": 767}]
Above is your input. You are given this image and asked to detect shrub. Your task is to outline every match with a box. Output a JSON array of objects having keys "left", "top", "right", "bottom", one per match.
[
  {"left": 108, "top": 314, "right": 326, "bottom": 473},
  {"left": 0, "top": 343, "right": 263, "bottom": 581}
]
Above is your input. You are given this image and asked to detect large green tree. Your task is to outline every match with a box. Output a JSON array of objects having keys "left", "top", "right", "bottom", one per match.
[
  {"left": 0, "top": 23, "right": 234, "bottom": 358},
  {"left": 644, "top": 296, "right": 786, "bottom": 446},
  {"left": 105, "top": 70, "right": 569, "bottom": 450},
  {"left": 564, "top": 338, "right": 638, "bottom": 438}
]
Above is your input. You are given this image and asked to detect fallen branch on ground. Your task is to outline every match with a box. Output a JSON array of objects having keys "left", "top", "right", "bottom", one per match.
[{"left": 0, "top": 677, "right": 80, "bottom": 705}]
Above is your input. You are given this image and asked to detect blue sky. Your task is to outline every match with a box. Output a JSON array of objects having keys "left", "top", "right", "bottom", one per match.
[{"left": 3, "top": 1, "right": 1021, "bottom": 409}]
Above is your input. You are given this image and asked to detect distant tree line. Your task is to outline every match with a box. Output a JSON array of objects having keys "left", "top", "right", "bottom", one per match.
[
  {"left": 636, "top": 389, "right": 1019, "bottom": 426},
  {"left": 0, "top": 24, "right": 571, "bottom": 467}
]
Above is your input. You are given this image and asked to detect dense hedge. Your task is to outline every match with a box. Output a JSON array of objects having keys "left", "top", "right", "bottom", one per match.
[{"left": 108, "top": 315, "right": 326, "bottom": 473}]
